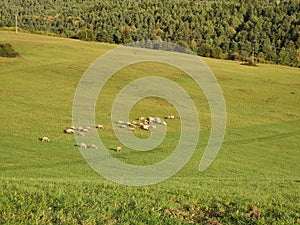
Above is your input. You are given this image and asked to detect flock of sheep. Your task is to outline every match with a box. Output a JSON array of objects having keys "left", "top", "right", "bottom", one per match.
[
  {"left": 40, "top": 115, "right": 176, "bottom": 152},
  {"left": 116, "top": 116, "right": 171, "bottom": 132}
]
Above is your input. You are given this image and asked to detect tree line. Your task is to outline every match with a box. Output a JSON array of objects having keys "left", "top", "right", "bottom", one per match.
[{"left": 0, "top": 0, "right": 299, "bottom": 67}]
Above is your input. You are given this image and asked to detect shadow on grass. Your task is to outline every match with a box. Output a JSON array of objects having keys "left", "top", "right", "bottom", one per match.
[{"left": 241, "top": 61, "right": 258, "bottom": 67}]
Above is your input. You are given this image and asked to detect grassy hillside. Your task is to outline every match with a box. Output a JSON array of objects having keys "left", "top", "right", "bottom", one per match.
[{"left": 0, "top": 31, "right": 299, "bottom": 224}]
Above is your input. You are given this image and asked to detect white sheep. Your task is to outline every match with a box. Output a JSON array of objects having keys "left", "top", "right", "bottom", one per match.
[
  {"left": 96, "top": 124, "right": 104, "bottom": 129},
  {"left": 77, "top": 132, "right": 85, "bottom": 137},
  {"left": 148, "top": 117, "right": 155, "bottom": 123},
  {"left": 89, "top": 144, "right": 97, "bottom": 149},
  {"left": 65, "top": 128, "right": 74, "bottom": 134},
  {"left": 138, "top": 117, "right": 145, "bottom": 121},
  {"left": 116, "top": 146, "right": 122, "bottom": 152},
  {"left": 79, "top": 143, "right": 87, "bottom": 149},
  {"left": 129, "top": 127, "right": 135, "bottom": 132},
  {"left": 165, "top": 115, "right": 175, "bottom": 119},
  {"left": 117, "top": 120, "right": 124, "bottom": 124},
  {"left": 141, "top": 124, "right": 150, "bottom": 131},
  {"left": 82, "top": 128, "right": 89, "bottom": 132},
  {"left": 41, "top": 137, "right": 50, "bottom": 142},
  {"left": 154, "top": 117, "right": 162, "bottom": 124},
  {"left": 121, "top": 124, "right": 127, "bottom": 128},
  {"left": 129, "top": 123, "right": 136, "bottom": 128}
]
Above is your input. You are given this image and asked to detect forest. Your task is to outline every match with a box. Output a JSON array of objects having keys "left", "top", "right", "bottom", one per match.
[{"left": 0, "top": 0, "right": 299, "bottom": 67}]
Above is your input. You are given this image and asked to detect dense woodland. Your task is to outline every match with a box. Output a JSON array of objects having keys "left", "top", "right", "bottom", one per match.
[{"left": 0, "top": 0, "right": 299, "bottom": 67}]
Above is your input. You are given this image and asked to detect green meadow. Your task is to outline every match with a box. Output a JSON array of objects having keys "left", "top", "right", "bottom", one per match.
[{"left": 0, "top": 31, "right": 299, "bottom": 224}]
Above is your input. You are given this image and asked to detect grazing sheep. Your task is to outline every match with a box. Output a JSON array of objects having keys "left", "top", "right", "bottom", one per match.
[
  {"left": 41, "top": 137, "right": 50, "bottom": 142},
  {"left": 126, "top": 122, "right": 131, "bottom": 126},
  {"left": 77, "top": 127, "right": 83, "bottom": 131},
  {"left": 116, "top": 146, "right": 122, "bottom": 152},
  {"left": 131, "top": 121, "right": 138, "bottom": 125},
  {"left": 85, "top": 126, "right": 92, "bottom": 130},
  {"left": 117, "top": 120, "right": 124, "bottom": 124},
  {"left": 129, "top": 127, "right": 136, "bottom": 132},
  {"left": 154, "top": 117, "right": 162, "bottom": 124},
  {"left": 82, "top": 128, "right": 89, "bottom": 132},
  {"left": 162, "top": 121, "right": 167, "bottom": 126},
  {"left": 129, "top": 123, "right": 136, "bottom": 128},
  {"left": 151, "top": 125, "right": 157, "bottom": 129},
  {"left": 143, "top": 119, "right": 149, "bottom": 125},
  {"left": 96, "top": 124, "right": 105, "bottom": 129},
  {"left": 65, "top": 128, "right": 74, "bottom": 134},
  {"left": 148, "top": 117, "right": 155, "bottom": 123},
  {"left": 77, "top": 132, "right": 85, "bottom": 137},
  {"left": 79, "top": 143, "right": 87, "bottom": 149},
  {"left": 89, "top": 144, "right": 97, "bottom": 149},
  {"left": 165, "top": 115, "right": 175, "bottom": 119},
  {"left": 70, "top": 126, "right": 76, "bottom": 130},
  {"left": 141, "top": 124, "right": 150, "bottom": 131},
  {"left": 138, "top": 117, "right": 145, "bottom": 121},
  {"left": 121, "top": 124, "right": 127, "bottom": 128}
]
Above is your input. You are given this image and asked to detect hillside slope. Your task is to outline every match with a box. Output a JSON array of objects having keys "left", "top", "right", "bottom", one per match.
[{"left": 0, "top": 31, "right": 299, "bottom": 224}]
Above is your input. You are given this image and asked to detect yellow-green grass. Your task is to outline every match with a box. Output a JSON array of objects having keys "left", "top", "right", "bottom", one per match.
[{"left": 0, "top": 31, "right": 299, "bottom": 224}]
